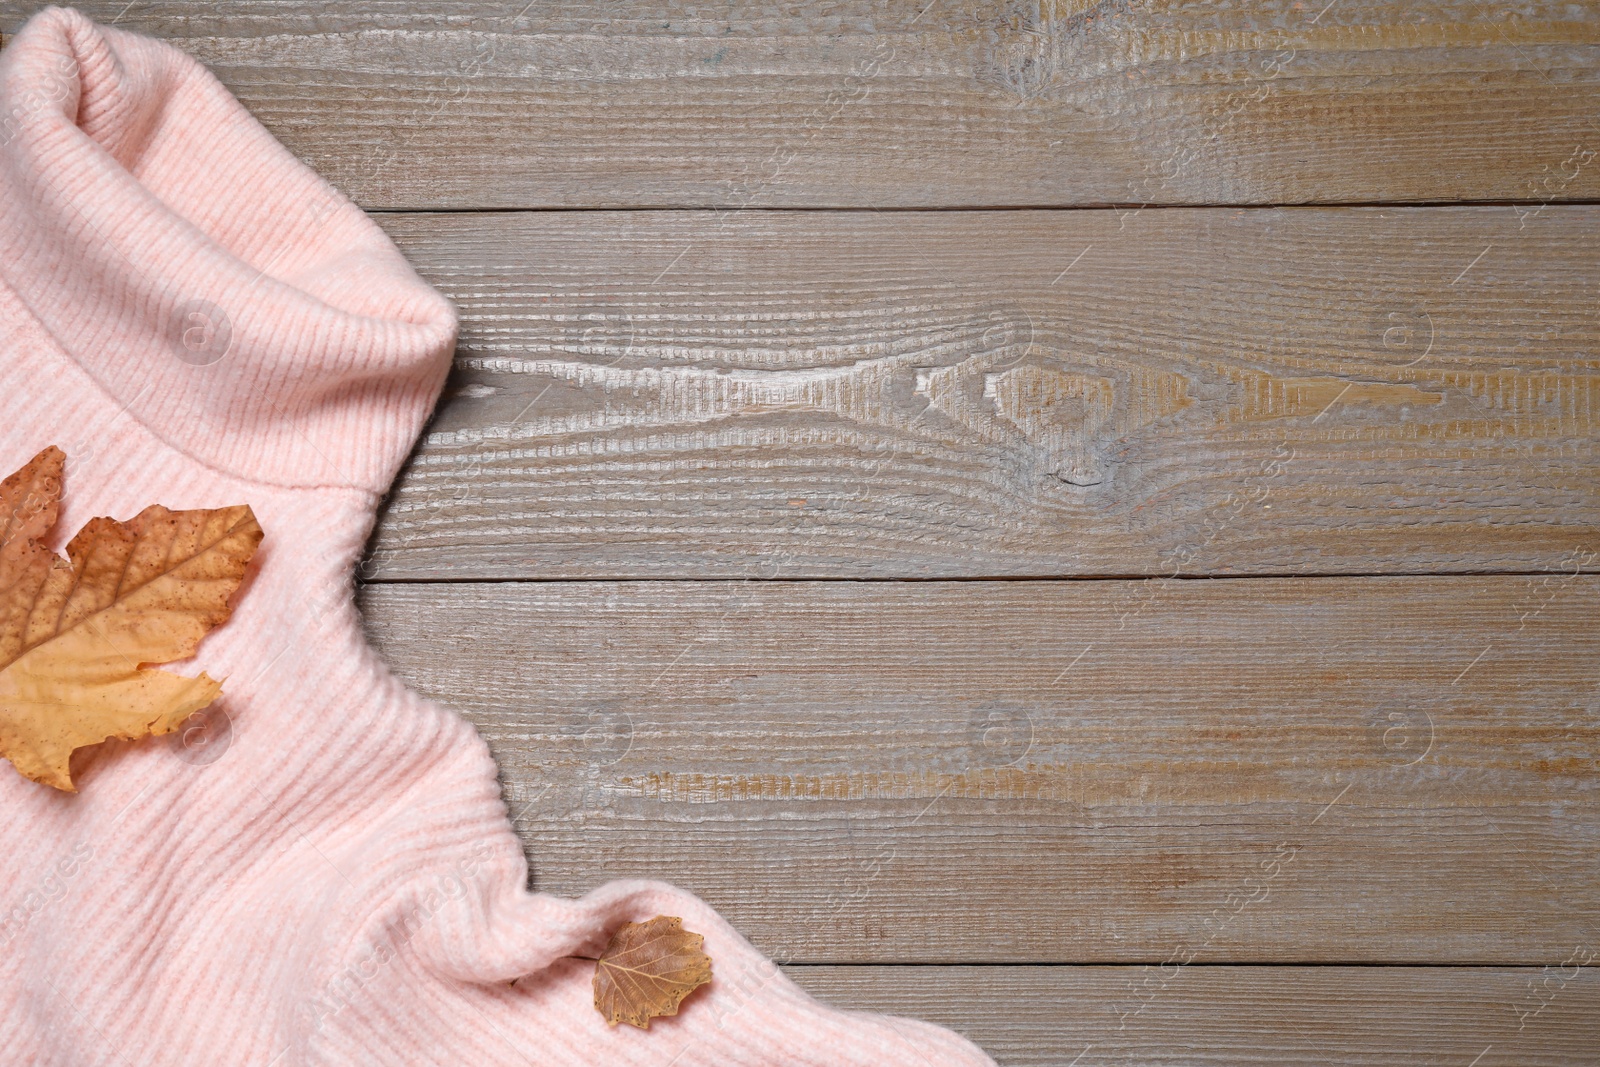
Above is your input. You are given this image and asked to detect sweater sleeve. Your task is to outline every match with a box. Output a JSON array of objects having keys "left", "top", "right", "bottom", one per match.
[{"left": 0, "top": 6, "right": 456, "bottom": 492}]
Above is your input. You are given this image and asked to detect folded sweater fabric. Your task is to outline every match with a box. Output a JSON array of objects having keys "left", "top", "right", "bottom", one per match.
[{"left": 0, "top": 8, "right": 996, "bottom": 1065}]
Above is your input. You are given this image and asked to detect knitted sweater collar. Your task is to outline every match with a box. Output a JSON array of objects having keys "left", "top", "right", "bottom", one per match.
[{"left": 0, "top": 6, "right": 456, "bottom": 493}]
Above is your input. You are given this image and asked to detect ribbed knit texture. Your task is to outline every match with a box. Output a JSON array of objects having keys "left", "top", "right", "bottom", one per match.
[{"left": 0, "top": 9, "right": 997, "bottom": 1066}]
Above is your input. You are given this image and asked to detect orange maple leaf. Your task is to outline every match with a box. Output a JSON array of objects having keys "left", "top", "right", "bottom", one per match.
[{"left": 0, "top": 446, "right": 262, "bottom": 791}]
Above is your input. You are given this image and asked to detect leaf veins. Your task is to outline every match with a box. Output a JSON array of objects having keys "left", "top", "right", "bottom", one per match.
[
  {"left": 0, "top": 447, "right": 262, "bottom": 791},
  {"left": 593, "top": 915, "right": 714, "bottom": 1029}
]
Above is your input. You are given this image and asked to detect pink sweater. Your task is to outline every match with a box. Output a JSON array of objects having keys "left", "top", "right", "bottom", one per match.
[{"left": 0, "top": 8, "right": 996, "bottom": 1065}]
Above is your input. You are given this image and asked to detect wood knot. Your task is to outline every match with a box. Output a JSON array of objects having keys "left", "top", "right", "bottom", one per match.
[{"left": 917, "top": 347, "right": 1193, "bottom": 490}]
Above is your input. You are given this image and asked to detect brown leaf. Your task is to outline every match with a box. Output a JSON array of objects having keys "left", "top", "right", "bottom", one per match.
[
  {"left": 0, "top": 445, "right": 63, "bottom": 593},
  {"left": 0, "top": 447, "right": 263, "bottom": 791},
  {"left": 593, "top": 915, "right": 714, "bottom": 1029}
]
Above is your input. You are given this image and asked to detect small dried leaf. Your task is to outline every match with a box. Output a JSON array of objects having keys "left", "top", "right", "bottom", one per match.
[
  {"left": 0, "top": 447, "right": 263, "bottom": 791},
  {"left": 593, "top": 915, "right": 714, "bottom": 1029}
]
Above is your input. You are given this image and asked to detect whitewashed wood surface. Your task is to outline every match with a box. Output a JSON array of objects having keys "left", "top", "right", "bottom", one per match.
[
  {"left": 361, "top": 576, "right": 1600, "bottom": 963},
  {"left": 10, "top": 1, "right": 1595, "bottom": 1062},
  {"left": 367, "top": 207, "right": 1600, "bottom": 578},
  {"left": 48, "top": 1, "right": 1600, "bottom": 209}
]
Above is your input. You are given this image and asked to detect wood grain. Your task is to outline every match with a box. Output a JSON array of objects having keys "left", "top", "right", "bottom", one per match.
[
  {"left": 40, "top": 1, "right": 1600, "bottom": 209},
  {"left": 787, "top": 965, "right": 1600, "bottom": 1066},
  {"left": 364, "top": 206, "right": 1600, "bottom": 579},
  {"left": 19, "top": 0, "right": 1595, "bottom": 1054},
  {"left": 359, "top": 575, "right": 1600, "bottom": 963}
]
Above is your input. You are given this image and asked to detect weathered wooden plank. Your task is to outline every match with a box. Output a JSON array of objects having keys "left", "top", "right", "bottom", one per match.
[
  {"left": 364, "top": 206, "right": 1600, "bottom": 579},
  {"left": 41, "top": 1, "right": 1600, "bottom": 209},
  {"left": 358, "top": 575, "right": 1600, "bottom": 963},
  {"left": 787, "top": 965, "right": 1600, "bottom": 1066}
]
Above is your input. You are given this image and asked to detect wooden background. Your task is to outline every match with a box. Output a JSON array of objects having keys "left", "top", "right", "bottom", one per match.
[{"left": 39, "top": 1, "right": 1600, "bottom": 1062}]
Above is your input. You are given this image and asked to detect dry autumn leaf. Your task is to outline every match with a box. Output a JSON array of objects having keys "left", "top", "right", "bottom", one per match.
[
  {"left": 593, "top": 915, "right": 714, "bottom": 1029},
  {"left": 0, "top": 446, "right": 262, "bottom": 792}
]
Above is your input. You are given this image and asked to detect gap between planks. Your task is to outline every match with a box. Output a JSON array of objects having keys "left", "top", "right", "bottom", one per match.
[
  {"left": 357, "top": 569, "right": 1600, "bottom": 584},
  {"left": 360, "top": 199, "right": 1600, "bottom": 215}
]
